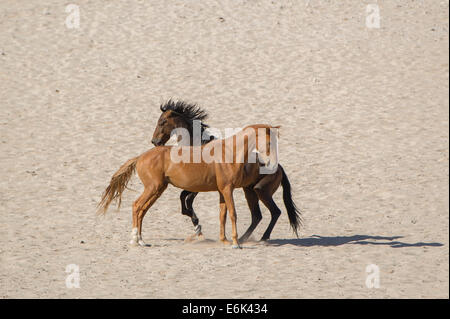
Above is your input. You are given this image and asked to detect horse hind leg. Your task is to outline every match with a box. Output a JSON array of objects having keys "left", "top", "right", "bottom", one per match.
[
  {"left": 253, "top": 169, "right": 282, "bottom": 241},
  {"left": 131, "top": 184, "right": 167, "bottom": 246},
  {"left": 130, "top": 190, "right": 150, "bottom": 246},
  {"left": 255, "top": 190, "right": 281, "bottom": 241},
  {"left": 239, "top": 187, "right": 262, "bottom": 243}
]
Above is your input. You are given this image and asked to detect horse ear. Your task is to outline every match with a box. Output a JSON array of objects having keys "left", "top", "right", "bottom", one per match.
[{"left": 160, "top": 104, "right": 166, "bottom": 112}]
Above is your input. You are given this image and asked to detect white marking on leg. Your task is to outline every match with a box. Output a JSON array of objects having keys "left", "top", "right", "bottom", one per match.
[
  {"left": 137, "top": 233, "right": 146, "bottom": 246},
  {"left": 130, "top": 227, "right": 138, "bottom": 245},
  {"left": 138, "top": 239, "right": 147, "bottom": 246}
]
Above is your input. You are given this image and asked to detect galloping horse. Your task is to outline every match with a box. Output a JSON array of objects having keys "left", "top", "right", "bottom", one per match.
[
  {"left": 151, "top": 100, "right": 302, "bottom": 242},
  {"left": 98, "top": 123, "right": 282, "bottom": 248}
]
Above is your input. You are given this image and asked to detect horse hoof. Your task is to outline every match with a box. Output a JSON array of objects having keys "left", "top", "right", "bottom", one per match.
[
  {"left": 231, "top": 245, "right": 242, "bottom": 249},
  {"left": 138, "top": 240, "right": 151, "bottom": 247}
]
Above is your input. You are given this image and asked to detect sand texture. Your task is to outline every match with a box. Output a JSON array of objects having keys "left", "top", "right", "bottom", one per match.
[{"left": 0, "top": 0, "right": 448, "bottom": 298}]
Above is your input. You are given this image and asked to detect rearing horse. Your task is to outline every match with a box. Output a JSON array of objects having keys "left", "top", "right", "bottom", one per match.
[{"left": 98, "top": 124, "right": 281, "bottom": 248}]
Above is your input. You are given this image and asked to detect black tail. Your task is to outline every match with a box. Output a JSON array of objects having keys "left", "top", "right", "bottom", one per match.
[{"left": 280, "top": 165, "right": 303, "bottom": 237}]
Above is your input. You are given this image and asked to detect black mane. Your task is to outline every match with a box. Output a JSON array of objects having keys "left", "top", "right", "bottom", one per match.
[
  {"left": 160, "top": 99, "right": 215, "bottom": 144},
  {"left": 160, "top": 99, "right": 208, "bottom": 123}
]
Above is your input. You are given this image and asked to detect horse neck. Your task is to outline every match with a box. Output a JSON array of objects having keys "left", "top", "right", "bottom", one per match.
[
  {"left": 180, "top": 120, "right": 211, "bottom": 146},
  {"left": 172, "top": 118, "right": 194, "bottom": 146}
]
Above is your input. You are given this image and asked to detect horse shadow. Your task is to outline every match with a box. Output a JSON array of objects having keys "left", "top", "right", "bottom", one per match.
[{"left": 266, "top": 235, "right": 444, "bottom": 248}]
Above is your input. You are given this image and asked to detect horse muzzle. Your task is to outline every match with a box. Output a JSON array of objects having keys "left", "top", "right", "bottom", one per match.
[{"left": 151, "top": 138, "right": 163, "bottom": 146}]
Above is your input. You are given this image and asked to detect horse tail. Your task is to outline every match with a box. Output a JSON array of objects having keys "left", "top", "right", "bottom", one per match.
[
  {"left": 280, "top": 165, "right": 303, "bottom": 237},
  {"left": 97, "top": 156, "right": 139, "bottom": 215}
]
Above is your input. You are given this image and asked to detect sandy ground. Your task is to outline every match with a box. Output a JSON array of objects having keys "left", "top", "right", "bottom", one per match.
[{"left": 0, "top": 0, "right": 448, "bottom": 298}]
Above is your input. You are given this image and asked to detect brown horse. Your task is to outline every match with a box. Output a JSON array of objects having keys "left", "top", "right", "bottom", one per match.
[
  {"left": 98, "top": 123, "right": 282, "bottom": 248},
  {"left": 151, "top": 100, "right": 302, "bottom": 242}
]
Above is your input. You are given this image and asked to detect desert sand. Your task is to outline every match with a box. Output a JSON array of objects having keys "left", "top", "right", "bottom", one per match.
[{"left": 0, "top": 0, "right": 448, "bottom": 298}]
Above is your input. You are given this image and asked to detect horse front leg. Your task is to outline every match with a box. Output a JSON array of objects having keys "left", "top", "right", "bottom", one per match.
[
  {"left": 221, "top": 186, "right": 241, "bottom": 249},
  {"left": 218, "top": 193, "right": 230, "bottom": 245},
  {"left": 180, "top": 190, "right": 203, "bottom": 242}
]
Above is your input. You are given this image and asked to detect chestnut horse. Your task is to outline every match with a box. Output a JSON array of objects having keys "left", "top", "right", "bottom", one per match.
[
  {"left": 98, "top": 123, "right": 281, "bottom": 248},
  {"left": 151, "top": 100, "right": 302, "bottom": 242}
]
